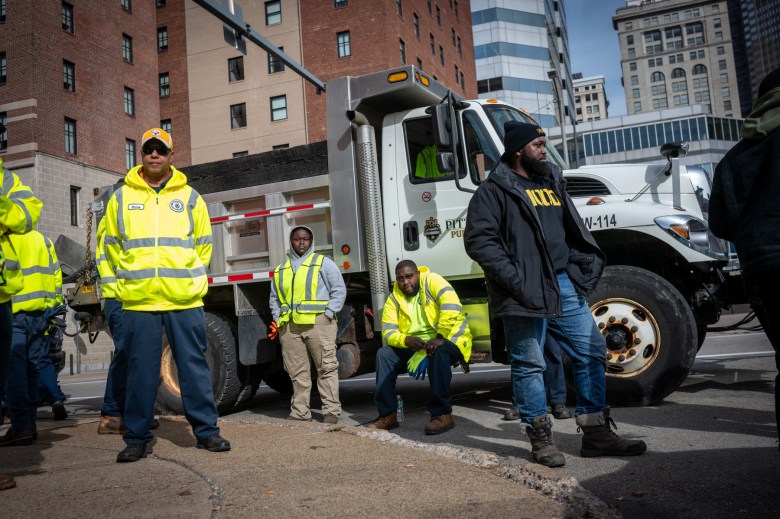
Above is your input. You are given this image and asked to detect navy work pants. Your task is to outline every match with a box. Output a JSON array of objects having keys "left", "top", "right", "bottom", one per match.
[{"left": 100, "top": 298, "right": 126, "bottom": 417}]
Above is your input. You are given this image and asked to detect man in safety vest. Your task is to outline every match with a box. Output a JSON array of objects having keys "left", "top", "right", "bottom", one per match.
[
  {"left": 0, "top": 149, "right": 42, "bottom": 488},
  {"left": 269, "top": 225, "right": 347, "bottom": 423},
  {"left": 366, "top": 260, "right": 471, "bottom": 435},
  {"left": 102, "top": 128, "right": 229, "bottom": 463},
  {"left": 0, "top": 230, "right": 59, "bottom": 447}
]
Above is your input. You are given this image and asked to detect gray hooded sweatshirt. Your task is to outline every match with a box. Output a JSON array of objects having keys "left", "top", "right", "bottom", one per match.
[{"left": 269, "top": 225, "right": 347, "bottom": 323}]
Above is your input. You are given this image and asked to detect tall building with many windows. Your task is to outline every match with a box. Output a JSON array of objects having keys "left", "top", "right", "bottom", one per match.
[
  {"left": 471, "top": 0, "right": 575, "bottom": 130},
  {"left": 0, "top": 0, "right": 475, "bottom": 372},
  {"left": 613, "top": 0, "right": 740, "bottom": 118},
  {"left": 573, "top": 74, "right": 609, "bottom": 122}
]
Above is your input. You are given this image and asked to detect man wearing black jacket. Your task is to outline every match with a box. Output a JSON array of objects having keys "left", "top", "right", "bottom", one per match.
[
  {"left": 464, "top": 121, "right": 646, "bottom": 467},
  {"left": 710, "top": 67, "right": 780, "bottom": 448}
]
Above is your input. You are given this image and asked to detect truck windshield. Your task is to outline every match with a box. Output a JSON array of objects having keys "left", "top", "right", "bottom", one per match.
[{"left": 483, "top": 104, "right": 568, "bottom": 170}]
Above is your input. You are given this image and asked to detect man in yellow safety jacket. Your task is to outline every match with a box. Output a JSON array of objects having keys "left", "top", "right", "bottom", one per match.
[
  {"left": 0, "top": 230, "right": 59, "bottom": 447},
  {"left": 367, "top": 260, "right": 471, "bottom": 435},
  {"left": 0, "top": 150, "right": 42, "bottom": 490},
  {"left": 102, "top": 128, "right": 229, "bottom": 463},
  {"left": 269, "top": 225, "right": 347, "bottom": 423}
]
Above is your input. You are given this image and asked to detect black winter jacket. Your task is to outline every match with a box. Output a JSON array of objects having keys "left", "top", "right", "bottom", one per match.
[{"left": 464, "top": 161, "right": 605, "bottom": 319}]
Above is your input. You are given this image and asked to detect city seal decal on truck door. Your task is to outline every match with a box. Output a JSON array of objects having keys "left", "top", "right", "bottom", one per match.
[{"left": 424, "top": 217, "right": 442, "bottom": 241}]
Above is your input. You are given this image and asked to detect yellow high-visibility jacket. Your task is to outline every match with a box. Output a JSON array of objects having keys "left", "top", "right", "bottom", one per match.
[
  {"left": 95, "top": 217, "right": 117, "bottom": 299},
  {"left": 10, "top": 231, "right": 62, "bottom": 313},
  {"left": 1, "top": 159, "right": 43, "bottom": 303},
  {"left": 273, "top": 253, "right": 329, "bottom": 326},
  {"left": 102, "top": 165, "right": 212, "bottom": 311},
  {"left": 381, "top": 266, "right": 472, "bottom": 368}
]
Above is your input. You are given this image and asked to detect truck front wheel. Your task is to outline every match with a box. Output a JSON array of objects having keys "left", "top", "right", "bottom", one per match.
[
  {"left": 155, "top": 312, "right": 242, "bottom": 415},
  {"left": 588, "top": 266, "right": 698, "bottom": 406}
]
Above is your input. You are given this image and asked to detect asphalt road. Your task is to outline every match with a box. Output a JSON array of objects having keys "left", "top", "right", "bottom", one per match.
[{"left": 56, "top": 320, "right": 779, "bottom": 519}]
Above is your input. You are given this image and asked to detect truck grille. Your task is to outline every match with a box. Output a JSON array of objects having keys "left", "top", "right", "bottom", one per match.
[{"left": 565, "top": 178, "right": 611, "bottom": 198}]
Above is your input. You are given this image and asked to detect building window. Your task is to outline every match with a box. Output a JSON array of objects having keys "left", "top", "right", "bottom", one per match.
[
  {"left": 156, "top": 0, "right": 166, "bottom": 6},
  {"left": 724, "top": 100, "right": 732, "bottom": 111},
  {"left": 714, "top": 31, "right": 723, "bottom": 41},
  {"left": 430, "top": 33, "right": 435, "bottom": 55},
  {"left": 454, "top": 0, "right": 458, "bottom": 18},
  {"left": 265, "top": 1, "right": 281, "bottom": 25},
  {"left": 457, "top": 35, "right": 461, "bottom": 56},
  {"left": 452, "top": 28, "right": 456, "bottom": 46},
  {"left": 399, "top": 39, "right": 406, "bottom": 64},
  {"left": 629, "top": 62, "right": 637, "bottom": 71},
  {"left": 718, "top": 59, "right": 727, "bottom": 71},
  {"left": 268, "top": 47, "right": 285, "bottom": 73},
  {"left": 160, "top": 119, "right": 172, "bottom": 134},
  {"left": 0, "top": 0, "right": 6, "bottom": 23},
  {"left": 673, "top": 94, "right": 689, "bottom": 106},
  {"left": 713, "top": 18, "right": 721, "bottom": 28},
  {"left": 270, "top": 95, "right": 287, "bottom": 121},
  {"left": 396, "top": 0, "right": 403, "bottom": 17},
  {"left": 693, "top": 76, "right": 709, "bottom": 89},
  {"left": 0, "top": 52, "right": 6, "bottom": 84},
  {"left": 63, "top": 60, "right": 75, "bottom": 91},
  {"left": 694, "top": 90, "right": 710, "bottom": 102},
  {"left": 157, "top": 27, "right": 168, "bottom": 51},
  {"left": 672, "top": 79, "right": 688, "bottom": 92},
  {"left": 439, "top": 45, "right": 444, "bottom": 65},
  {"left": 229, "top": 56, "right": 244, "bottom": 82},
  {"left": 0, "top": 112, "right": 7, "bottom": 150},
  {"left": 272, "top": 144, "right": 289, "bottom": 150},
  {"left": 720, "top": 72, "right": 728, "bottom": 84},
  {"left": 62, "top": 2, "right": 74, "bottom": 33},
  {"left": 671, "top": 68, "right": 685, "bottom": 79},
  {"left": 626, "top": 21, "right": 633, "bottom": 30},
  {"left": 651, "top": 84, "right": 667, "bottom": 96},
  {"left": 123, "top": 87, "right": 134, "bottom": 116},
  {"left": 122, "top": 34, "right": 133, "bottom": 62},
  {"left": 627, "top": 48, "right": 635, "bottom": 58},
  {"left": 414, "top": 13, "right": 419, "bottom": 37},
  {"left": 69, "top": 186, "right": 80, "bottom": 226},
  {"left": 627, "top": 35, "right": 634, "bottom": 45},
  {"left": 634, "top": 101, "right": 641, "bottom": 112},
  {"left": 652, "top": 98, "right": 668, "bottom": 109},
  {"left": 120, "top": 0, "right": 131, "bottom": 12},
  {"left": 427, "top": 0, "right": 432, "bottom": 13},
  {"left": 159, "top": 73, "right": 169, "bottom": 97},
  {"left": 631, "top": 75, "right": 639, "bottom": 86},
  {"left": 632, "top": 88, "right": 640, "bottom": 99},
  {"left": 230, "top": 103, "right": 246, "bottom": 129},
  {"left": 454, "top": 64, "right": 459, "bottom": 83},
  {"left": 335, "top": 0, "right": 347, "bottom": 7},
  {"left": 436, "top": 5, "right": 440, "bottom": 25},
  {"left": 460, "top": 71, "right": 464, "bottom": 90},
  {"left": 651, "top": 71, "right": 665, "bottom": 82},
  {"left": 64, "top": 117, "right": 77, "bottom": 155},
  {"left": 337, "top": 31, "right": 351, "bottom": 58},
  {"left": 722, "top": 86, "right": 730, "bottom": 97},
  {"left": 717, "top": 46, "right": 725, "bottom": 55},
  {"left": 125, "top": 139, "right": 136, "bottom": 171},
  {"left": 233, "top": 151, "right": 249, "bottom": 158}
]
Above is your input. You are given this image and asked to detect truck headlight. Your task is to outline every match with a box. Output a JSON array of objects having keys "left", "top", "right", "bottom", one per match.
[{"left": 655, "top": 215, "right": 728, "bottom": 260}]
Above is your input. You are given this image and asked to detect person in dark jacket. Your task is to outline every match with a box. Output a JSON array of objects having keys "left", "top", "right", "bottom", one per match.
[
  {"left": 464, "top": 121, "right": 647, "bottom": 467},
  {"left": 709, "top": 67, "right": 780, "bottom": 448}
]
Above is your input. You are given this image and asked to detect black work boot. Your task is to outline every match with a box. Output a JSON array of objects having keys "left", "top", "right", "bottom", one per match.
[
  {"left": 525, "top": 414, "right": 565, "bottom": 467},
  {"left": 577, "top": 407, "right": 647, "bottom": 457}
]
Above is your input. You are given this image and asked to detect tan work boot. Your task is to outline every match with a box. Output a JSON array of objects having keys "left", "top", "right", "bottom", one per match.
[
  {"left": 98, "top": 415, "right": 128, "bottom": 435},
  {"left": 322, "top": 413, "right": 339, "bottom": 424},
  {"left": 526, "top": 414, "right": 566, "bottom": 467},
  {"left": 366, "top": 411, "right": 399, "bottom": 430},
  {"left": 0, "top": 474, "right": 16, "bottom": 490},
  {"left": 424, "top": 413, "right": 455, "bottom": 435}
]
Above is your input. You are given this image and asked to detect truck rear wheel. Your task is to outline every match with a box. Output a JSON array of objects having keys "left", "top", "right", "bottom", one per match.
[
  {"left": 259, "top": 356, "right": 294, "bottom": 395},
  {"left": 588, "top": 265, "right": 697, "bottom": 406},
  {"left": 155, "top": 312, "right": 242, "bottom": 415}
]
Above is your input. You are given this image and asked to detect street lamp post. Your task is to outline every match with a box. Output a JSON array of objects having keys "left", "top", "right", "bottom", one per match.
[{"left": 547, "top": 69, "right": 568, "bottom": 167}]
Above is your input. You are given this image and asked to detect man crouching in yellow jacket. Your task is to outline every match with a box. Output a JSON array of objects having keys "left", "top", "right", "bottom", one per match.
[{"left": 366, "top": 260, "right": 471, "bottom": 435}]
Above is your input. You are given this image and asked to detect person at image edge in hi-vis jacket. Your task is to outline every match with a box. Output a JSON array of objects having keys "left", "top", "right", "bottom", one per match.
[
  {"left": 0, "top": 231, "right": 61, "bottom": 448},
  {"left": 101, "top": 128, "right": 230, "bottom": 463},
  {"left": 366, "top": 260, "right": 471, "bottom": 435},
  {"left": 0, "top": 145, "right": 43, "bottom": 490},
  {"left": 268, "top": 225, "right": 347, "bottom": 424}
]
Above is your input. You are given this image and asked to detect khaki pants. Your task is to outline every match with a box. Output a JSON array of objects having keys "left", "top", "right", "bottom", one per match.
[{"left": 280, "top": 313, "right": 341, "bottom": 419}]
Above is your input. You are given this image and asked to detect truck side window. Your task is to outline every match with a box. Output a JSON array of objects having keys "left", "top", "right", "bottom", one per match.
[
  {"left": 405, "top": 117, "right": 452, "bottom": 183},
  {"left": 462, "top": 111, "right": 498, "bottom": 183}
]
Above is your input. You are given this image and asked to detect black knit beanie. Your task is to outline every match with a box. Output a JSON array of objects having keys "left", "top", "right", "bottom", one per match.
[
  {"left": 757, "top": 67, "right": 780, "bottom": 98},
  {"left": 501, "top": 121, "right": 546, "bottom": 163}
]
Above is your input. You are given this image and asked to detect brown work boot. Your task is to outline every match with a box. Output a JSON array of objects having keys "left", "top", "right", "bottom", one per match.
[
  {"left": 322, "top": 413, "right": 339, "bottom": 424},
  {"left": 551, "top": 403, "right": 572, "bottom": 420},
  {"left": 0, "top": 474, "right": 16, "bottom": 490},
  {"left": 525, "top": 414, "right": 565, "bottom": 467},
  {"left": 424, "top": 413, "right": 455, "bottom": 435},
  {"left": 577, "top": 408, "right": 647, "bottom": 457},
  {"left": 366, "top": 411, "right": 399, "bottom": 430},
  {"left": 98, "top": 415, "right": 128, "bottom": 435},
  {"left": 0, "top": 427, "right": 36, "bottom": 447}
]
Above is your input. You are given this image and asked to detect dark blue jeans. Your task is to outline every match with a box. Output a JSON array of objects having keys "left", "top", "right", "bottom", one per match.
[
  {"left": 122, "top": 307, "right": 220, "bottom": 445},
  {"left": 37, "top": 334, "right": 66, "bottom": 404},
  {"left": 543, "top": 335, "right": 568, "bottom": 405},
  {"left": 7, "top": 311, "right": 46, "bottom": 430},
  {"left": 374, "top": 342, "right": 461, "bottom": 417},
  {"left": 100, "top": 298, "right": 126, "bottom": 417},
  {"left": 503, "top": 272, "right": 607, "bottom": 425}
]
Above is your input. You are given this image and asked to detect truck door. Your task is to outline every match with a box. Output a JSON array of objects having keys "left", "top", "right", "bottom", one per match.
[{"left": 382, "top": 109, "right": 500, "bottom": 278}]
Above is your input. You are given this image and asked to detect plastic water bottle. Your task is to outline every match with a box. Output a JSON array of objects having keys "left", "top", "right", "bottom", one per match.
[{"left": 396, "top": 395, "right": 405, "bottom": 422}]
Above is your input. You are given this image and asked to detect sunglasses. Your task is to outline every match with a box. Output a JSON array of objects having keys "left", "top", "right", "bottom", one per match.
[{"left": 142, "top": 143, "right": 170, "bottom": 156}]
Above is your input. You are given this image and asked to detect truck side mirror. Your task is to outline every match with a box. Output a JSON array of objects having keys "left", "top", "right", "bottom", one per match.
[
  {"left": 660, "top": 141, "right": 689, "bottom": 159},
  {"left": 431, "top": 104, "right": 453, "bottom": 151}
]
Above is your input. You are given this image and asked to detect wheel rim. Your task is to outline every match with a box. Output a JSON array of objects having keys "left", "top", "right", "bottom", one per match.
[
  {"left": 160, "top": 342, "right": 181, "bottom": 399},
  {"left": 591, "top": 297, "right": 661, "bottom": 379}
]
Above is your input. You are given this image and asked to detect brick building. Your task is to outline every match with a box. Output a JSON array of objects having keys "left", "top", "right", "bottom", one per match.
[{"left": 0, "top": 0, "right": 475, "bottom": 373}]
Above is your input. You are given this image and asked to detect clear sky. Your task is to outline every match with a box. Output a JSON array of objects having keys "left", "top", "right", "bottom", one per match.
[{"left": 564, "top": 0, "right": 628, "bottom": 116}]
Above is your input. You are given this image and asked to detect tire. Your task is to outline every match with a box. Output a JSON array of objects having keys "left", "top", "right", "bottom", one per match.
[
  {"left": 696, "top": 323, "right": 708, "bottom": 351},
  {"left": 588, "top": 265, "right": 698, "bottom": 406},
  {"left": 259, "top": 355, "right": 293, "bottom": 395},
  {"left": 155, "top": 312, "right": 242, "bottom": 415}
]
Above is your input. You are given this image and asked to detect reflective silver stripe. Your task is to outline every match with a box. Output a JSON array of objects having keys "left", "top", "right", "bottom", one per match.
[
  {"left": 449, "top": 320, "right": 468, "bottom": 344},
  {"left": 116, "top": 266, "right": 206, "bottom": 280},
  {"left": 276, "top": 263, "right": 289, "bottom": 304},
  {"left": 436, "top": 286, "right": 454, "bottom": 299},
  {"left": 121, "top": 237, "right": 196, "bottom": 250},
  {"left": 279, "top": 304, "right": 290, "bottom": 313},
  {"left": 3, "top": 259, "right": 20, "bottom": 271},
  {"left": 187, "top": 189, "right": 199, "bottom": 237},
  {"left": 195, "top": 235, "right": 212, "bottom": 245},
  {"left": 382, "top": 330, "right": 396, "bottom": 343},
  {"left": 55, "top": 287, "right": 62, "bottom": 295},
  {"left": 304, "top": 254, "right": 322, "bottom": 300},
  {"left": 382, "top": 323, "right": 399, "bottom": 330},
  {"left": 2, "top": 171, "right": 11, "bottom": 194},
  {"left": 10, "top": 199, "right": 34, "bottom": 232},
  {"left": 21, "top": 265, "right": 59, "bottom": 276},
  {"left": 425, "top": 280, "right": 434, "bottom": 304},
  {"left": 97, "top": 253, "right": 108, "bottom": 262},
  {"left": 12, "top": 290, "right": 58, "bottom": 303},
  {"left": 104, "top": 236, "right": 121, "bottom": 246},
  {"left": 100, "top": 276, "right": 117, "bottom": 284},
  {"left": 440, "top": 304, "right": 462, "bottom": 312},
  {"left": 296, "top": 302, "right": 328, "bottom": 312},
  {"left": 8, "top": 189, "right": 34, "bottom": 199},
  {"left": 115, "top": 186, "right": 126, "bottom": 240}
]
